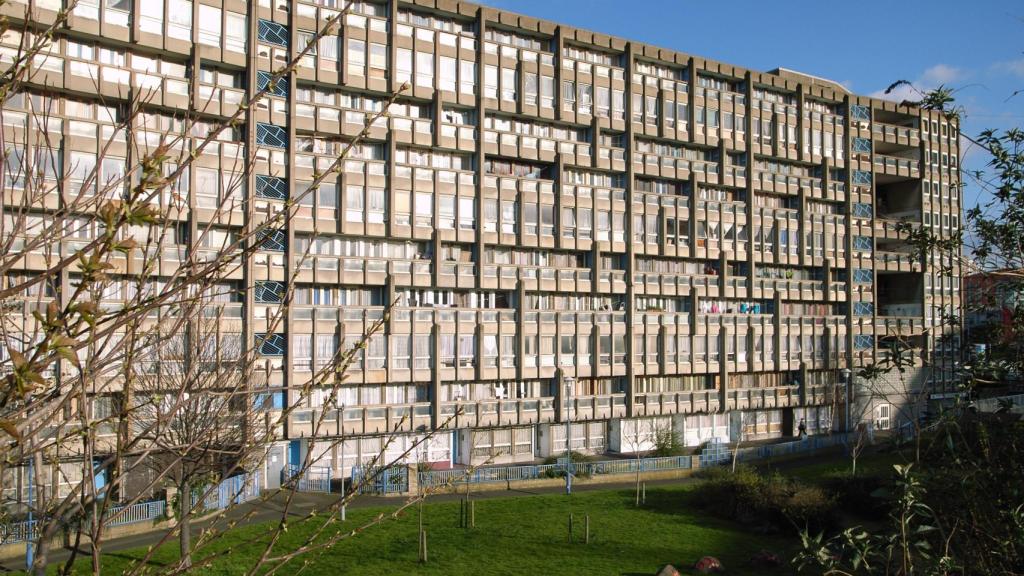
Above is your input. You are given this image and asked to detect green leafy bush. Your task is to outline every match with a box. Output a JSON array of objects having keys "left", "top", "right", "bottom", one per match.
[
  {"left": 541, "top": 451, "right": 596, "bottom": 479},
  {"left": 693, "top": 466, "right": 837, "bottom": 534},
  {"left": 821, "top": 472, "right": 888, "bottom": 519}
]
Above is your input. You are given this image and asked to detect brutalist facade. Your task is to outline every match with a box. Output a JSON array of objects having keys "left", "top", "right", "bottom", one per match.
[{"left": 0, "top": 0, "right": 961, "bottom": 488}]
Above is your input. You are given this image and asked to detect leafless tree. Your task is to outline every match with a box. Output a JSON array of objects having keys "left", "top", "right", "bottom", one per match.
[{"left": 0, "top": 0, "right": 470, "bottom": 573}]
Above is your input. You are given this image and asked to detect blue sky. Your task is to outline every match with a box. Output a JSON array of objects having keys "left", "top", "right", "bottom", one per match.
[{"left": 484, "top": 0, "right": 1024, "bottom": 211}]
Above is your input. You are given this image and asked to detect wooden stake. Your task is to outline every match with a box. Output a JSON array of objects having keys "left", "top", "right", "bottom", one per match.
[
  {"left": 568, "top": 513, "right": 574, "bottom": 543},
  {"left": 419, "top": 529, "right": 427, "bottom": 563},
  {"left": 469, "top": 499, "right": 475, "bottom": 528},
  {"left": 585, "top": 514, "right": 590, "bottom": 544},
  {"left": 642, "top": 482, "right": 646, "bottom": 504}
]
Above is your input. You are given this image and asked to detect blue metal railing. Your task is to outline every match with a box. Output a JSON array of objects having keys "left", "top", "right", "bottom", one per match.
[
  {"left": 282, "top": 464, "right": 331, "bottom": 493},
  {"left": 419, "top": 434, "right": 854, "bottom": 489},
  {"left": 1, "top": 499, "right": 167, "bottom": 545},
  {"left": 418, "top": 454, "right": 695, "bottom": 489},
  {"left": 195, "top": 471, "right": 262, "bottom": 511},
  {"left": 352, "top": 465, "right": 408, "bottom": 494}
]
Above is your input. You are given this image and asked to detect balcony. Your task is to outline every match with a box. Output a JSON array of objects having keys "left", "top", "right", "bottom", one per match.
[
  {"left": 873, "top": 154, "right": 921, "bottom": 180},
  {"left": 564, "top": 393, "right": 627, "bottom": 421},
  {"left": 724, "top": 386, "right": 798, "bottom": 411},
  {"left": 751, "top": 278, "right": 826, "bottom": 300},
  {"left": 632, "top": 389, "right": 720, "bottom": 416},
  {"left": 440, "top": 397, "right": 556, "bottom": 429},
  {"left": 805, "top": 384, "right": 832, "bottom": 406},
  {"left": 875, "top": 250, "right": 919, "bottom": 272},
  {"left": 633, "top": 271, "right": 719, "bottom": 297},
  {"left": 288, "top": 402, "right": 432, "bottom": 438},
  {"left": 294, "top": 257, "right": 431, "bottom": 287},
  {"left": 872, "top": 122, "right": 920, "bottom": 148},
  {"left": 752, "top": 170, "right": 823, "bottom": 196},
  {"left": 879, "top": 303, "right": 923, "bottom": 318},
  {"left": 481, "top": 264, "right": 592, "bottom": 292}
]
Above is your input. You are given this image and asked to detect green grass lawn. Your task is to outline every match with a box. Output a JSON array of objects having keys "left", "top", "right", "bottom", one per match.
[
  {"left": 776, "top": 449, "right": 910, "bottom": 482},
  {"left": 73, "top": 485, "right": 798, "bottom": 576},
  {"left": 58, "top": 451, "right": 910, "bottom": 575}
]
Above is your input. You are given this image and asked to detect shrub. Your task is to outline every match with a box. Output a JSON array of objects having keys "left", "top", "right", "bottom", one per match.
[
  {"left": 693, "top": 467, "right": 836, "bottom": 534},
  {"left": 783, "top": 485, "right": 834, "bottom": 527},
  {"left": 651, "top": 428, "right": 687, "bottom": 457},
  {"left": 821, "top": 472, "right": 888, "bottom": 519},
  {"left": 541, "top": 451, "right": 596, "bottom": 479}
]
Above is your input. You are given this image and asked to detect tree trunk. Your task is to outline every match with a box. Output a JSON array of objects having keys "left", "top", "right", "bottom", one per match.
[
  {"left": 31, "top": 527, "right": 52, "bottom": 576},
  {"left": 634, "top": 456, "right": 641, "bottom": 507},
  {"left": 30, "top": 452, "right": 49, "bottom": 576},
  {"left": 178, "top": 484, "right": 192, "bottom": 569}
]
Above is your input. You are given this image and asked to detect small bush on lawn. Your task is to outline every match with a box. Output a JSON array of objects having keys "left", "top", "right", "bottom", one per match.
[
  {"left": 542, "top": 451, "right": 596, "bottom": 478},
  {"left": 651, "top": 428, "right": 688, "bottom": 457},
  {"left": 693, "top": 465, "right": 837, "bottom": 534}
]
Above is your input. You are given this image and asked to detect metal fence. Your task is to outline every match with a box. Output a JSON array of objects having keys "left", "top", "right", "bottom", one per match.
[
  {"left": 282, "top": 464, "right": 331, "bottom": 493},
  {"left": 418, "top": 454, "right": 694, "bottom": 489},
  {"left": 974, "top": 394, "right": 1024, "bottom": 413},
  {"left": 2, "top": 499, "right": 167, "bottom": 545},
  {"left": 196, "top": 471, "right": 262, "bottom": 511},
  {"left": 106, "top": 500, "right": 166, "bottom": 527},
  {"left": 733, "top": 432, "right": 854, "bottom": 464},
  {"left": 352, "top": 465, "right": 409, "bottom": 494},
  {"left": 0, "top": 519, "right": 39, "bottom": 545},
  {"left": 419, "top": 434, "right": 855, "bottom": 490}
]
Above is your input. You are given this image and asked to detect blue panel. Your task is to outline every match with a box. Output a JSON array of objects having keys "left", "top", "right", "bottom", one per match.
[
  {"left": 257, "top": 19, "right": 289, "bottom": 47},
  {"left": 853, "top": 170, "right": 872, "bottom": 185},
  {"left": 854, "top": 302, "right": 874, "bottom": 316},
  {"left": 258, "top": 229, "right": 286, "bottom": 252},
  {"left": 288, "top": 440, "right": 301, "bottom": 467},
  {"left": 855, "top": 335, "right": 874, "bottom": 350},
  {"left": 256, "top": 71, "right": 288, "bottom": 97},
  {"left": 853, "top": 269, "right": 873, "bottom": 284},
  {"left": 256, "top": 333, "right": 286, "bottom": 356},
  {"left": 255, "top": 122, "right": 288, "bottom": 149},
  {"left": 850, "top": 104, "right": 870, "bottom": 121},
  {"left": 255, "top": 175, "right": 288, "bottom": 200},
  {"left": 852, "top": 203, "right": 873, "bottom": 218},
  {"left": 853, "top": 137, "right": 871, "bottom": 153},
  {"left": 853, "top": 236, "right": 872, "bottom": 252},
  {"left": 254, "top": 280, "right": 285, "bottom": 303}
]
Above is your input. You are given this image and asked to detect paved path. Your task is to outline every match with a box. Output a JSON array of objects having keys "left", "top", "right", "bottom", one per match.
[{"left": 0, "top": 446, "right": 849, "bottom": 571}]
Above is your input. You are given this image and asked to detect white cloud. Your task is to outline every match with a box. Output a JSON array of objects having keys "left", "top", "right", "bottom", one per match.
[
  {"left": 992, "top": 58, "right": 1024, "bottom": 79},
  {"left": 920, "top": 64, "right": 964, "bottom": 85},
  {"left": 869, "top": 64, "right": 966, "bottom": 103}
]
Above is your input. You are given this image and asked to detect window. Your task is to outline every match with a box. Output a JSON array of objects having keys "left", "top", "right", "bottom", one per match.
[
  {"left": 345, "top": 186, "right": 364, "bottom": 222},
  {"left": 139, "top": 0, "right": 162, "bottom": 33},
  {"left": 415, "top": 51, "right": 433, "bottom": 87},
  {"left": 501, "top": 68, "right": 517, "bottom": 102},
  {"left": 875, "top": 403, "right": 891, "bottom": 430},
  {"left": 347, "top": 39, "right": 365, "bottom": 73},
  {"left": 439, "top": 56, "right": 457, "bottom": 91},
  {"left": 225, "top": 12, "right": 246, "bottom": 52},
  {"left": 484, "top": 65, "right": 498, "bottom": 99},
  {"left": 460, "top": 60, "right": 477, "bottom": 94},
  {"left": 167, "top": 0, "right": 192, "bottom": 40},
  {"left": 69, "top": 151, "right": 96, "bottom": 195},
  {"left": 198, "top": 4, "right": 221, "bottom": 46},
  {"left": 396, "top": 48, "right": 413, "bottom": 84},
  {"left": 318, "top": 33, "right": 339, "bottom": 61}
]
